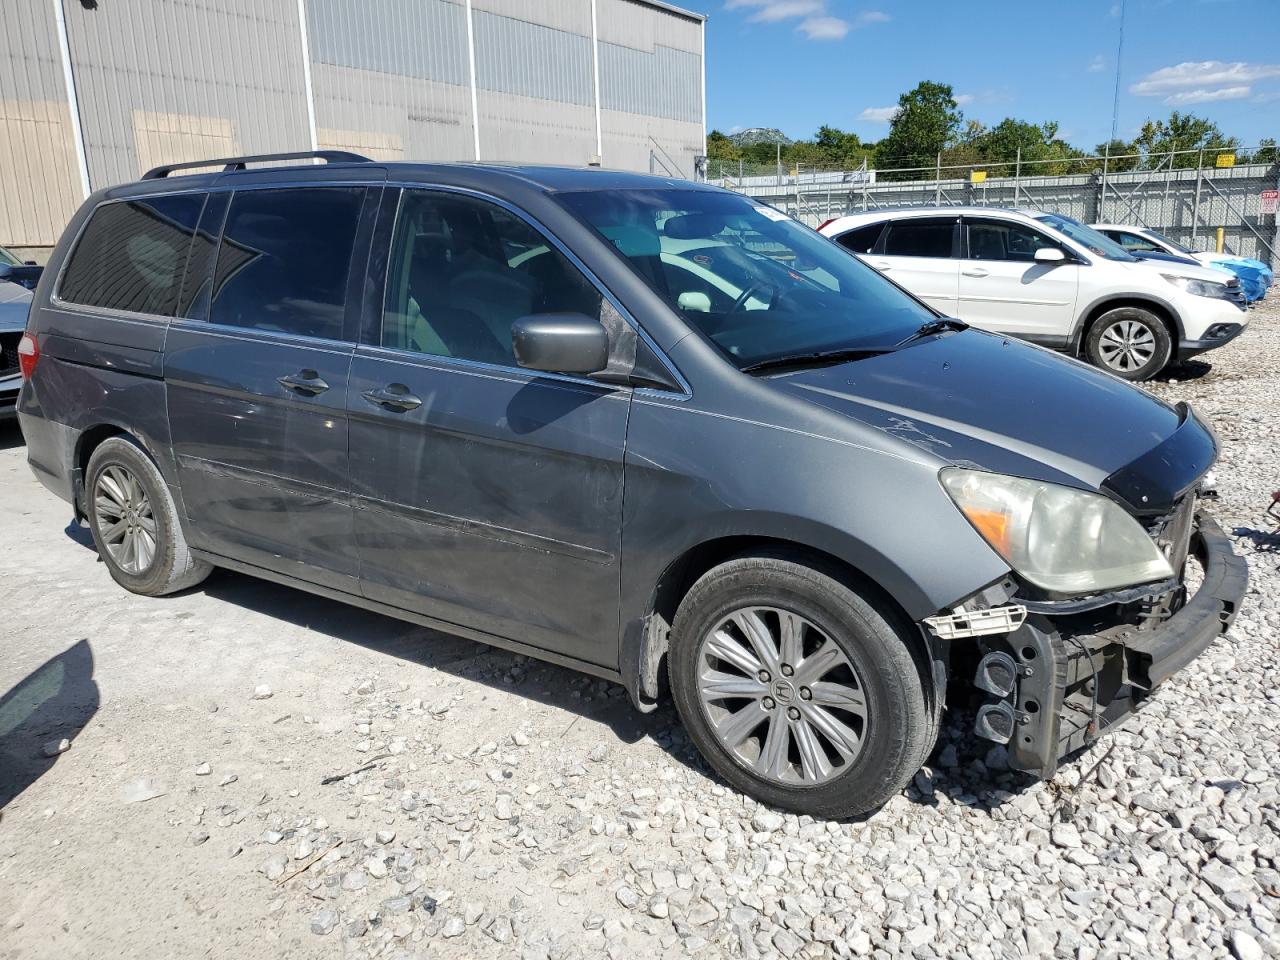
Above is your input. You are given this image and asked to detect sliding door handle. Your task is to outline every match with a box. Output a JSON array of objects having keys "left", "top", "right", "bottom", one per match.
[
  {"left": 362, "top": 384, "right": 423, "bottom": 411},
  {"left": 277, "top": 370, "right": 330, "bottom": 395}
]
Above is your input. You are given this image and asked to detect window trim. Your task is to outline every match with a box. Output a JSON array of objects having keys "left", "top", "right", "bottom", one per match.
[
  {"left": 51, "top": 190, "right": 210, "bottom": 323},
  {"left": 879, "top": 216, "right": 960, "bottom": 260},
  {"left": 368, "top": 181, "right": 690, "bottom": 397}
]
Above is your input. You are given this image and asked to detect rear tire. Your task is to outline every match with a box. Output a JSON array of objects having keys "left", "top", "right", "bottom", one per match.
[
  {"left": 85, "top": 436, "right": 211, "bottom": 596},
  {"left": 668, "top": 553, "right": 937, "bottom": 819},
  {"left": 1084, "top": 306, "right": 1172, "bottom": 381}
]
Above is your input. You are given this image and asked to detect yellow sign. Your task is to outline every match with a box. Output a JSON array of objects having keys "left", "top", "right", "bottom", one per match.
[
  {"left": 970, "top": 170, "right": 987, "bottom": 184},
  {"left": 1215, "top": 153, "right": 1235, "bottom": 168}
]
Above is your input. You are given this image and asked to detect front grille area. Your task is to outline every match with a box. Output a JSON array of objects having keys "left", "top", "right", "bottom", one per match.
[
  {"left": 1143, "top": 494, "right": 1196, "bottom": 571},
  {"left": 0, "top": 331, "right": 20, "bottom": 378}
]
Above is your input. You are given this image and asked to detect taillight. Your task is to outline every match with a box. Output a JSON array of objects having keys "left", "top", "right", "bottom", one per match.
[
  {"left": 816, "top": 218, "right": 837, "bottom": 233},
  {"left": 17, "top": 333, "right": 38, "bottom": 379}
]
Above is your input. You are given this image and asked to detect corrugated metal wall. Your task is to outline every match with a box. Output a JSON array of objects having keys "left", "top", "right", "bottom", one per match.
[
  {"left": 0, "top": 0, "right": 704, "bottom": 252},
  {"left": 0, "top": 0, "right": 82, "bottom": 249},
  {"left": 307, "top": 0, "right": 474, "bottom": 161},
  {"left": 63, "top": 0, "right": 312, "bottom": 188},
  {"left": 472, "top": 0, "right": 598, "bottom": 165},
  {"left": 597, "top": 0, "right": 704, "bottom": 177}
]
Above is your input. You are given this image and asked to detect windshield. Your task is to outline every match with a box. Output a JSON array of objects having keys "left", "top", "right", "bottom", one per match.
[
  {"left": 1144, "top": 229, "right": 1195, "bottom": 256},
  {"left": 557, "top": 189, "right": 935, "bottom": 369},
  {"left": 1035, "top": 213, "right": 1136, "bottom": 262},
  {"left": 0, "top": 245, "right": 18, "bottom": 266}
]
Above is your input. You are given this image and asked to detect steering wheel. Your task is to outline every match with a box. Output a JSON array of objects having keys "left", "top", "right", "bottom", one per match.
[{"left": 728, "top": 281, "right": 777, "bottom": 316}]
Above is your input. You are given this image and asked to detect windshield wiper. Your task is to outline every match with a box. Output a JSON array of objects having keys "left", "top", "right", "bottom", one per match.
[
  {"left": 740, "top": 346, "right": 891, "bottom": 375},
  {"left": 897, "top": 316, "right": 968, "bottom": 345}
]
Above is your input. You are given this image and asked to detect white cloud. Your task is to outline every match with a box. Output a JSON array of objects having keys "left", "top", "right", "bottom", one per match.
[
  {"left": 798, "top": 15, "right": 849, "bottom": 39},
  {"left": 1165, "top": 86, "right": 1252, "bottom": 105},
  {"left": 726, "top": 0, "right": 823, "bottom": 21},
  {"left": 859, "top": 106, "right": 901, "bottom": 123},
  {"left": 1130, "top": 60, "right": 1280, "bottom": 103},
  {"left": 954, "top": 93, "right": 975, "bottom": 106},
  {"left": 726, "top": 1, "right": 888, "bottom": 41},
  {"left": 1088, "top": 54, "right": 1106, "bottom": 73}
]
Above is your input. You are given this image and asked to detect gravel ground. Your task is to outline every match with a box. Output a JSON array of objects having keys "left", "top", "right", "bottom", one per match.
[{"left": 1, "top": 299, "right": 1278, "bottom": 960}]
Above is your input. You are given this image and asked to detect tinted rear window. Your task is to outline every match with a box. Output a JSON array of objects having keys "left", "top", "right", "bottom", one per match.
[
  {"left": 59, "top": 194, "right": 205, "bottom": 316},
  {"left": 883, "top": 219, "right": 954, "bottom": 258},
  {"left": 835, "top": 222, "right": 884, "bottom": 254},
  {"left": 209, "top": 187, "right": 364, "bottom": 340}
]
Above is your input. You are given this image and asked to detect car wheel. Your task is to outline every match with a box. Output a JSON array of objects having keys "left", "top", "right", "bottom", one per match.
[
  {"left": 668, "top": 553, "right": 937, "bottom": 819},
  {"left": 85, "top": 436, "right": 212, "bottom": 596},
  {"left": 1085, "top": 307, "right": 1172, "bottom": 381}
]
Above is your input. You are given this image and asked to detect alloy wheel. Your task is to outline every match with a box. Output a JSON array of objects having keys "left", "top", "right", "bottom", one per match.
[
  {"left": 695, "top": 606, "right": 867, "bottom": 786},
  {"left": 93, "top": 464, "right": 157, "bottom": 574},
  {"left": 1097, "top": 319, "right": 1156, "bottom": 373}
]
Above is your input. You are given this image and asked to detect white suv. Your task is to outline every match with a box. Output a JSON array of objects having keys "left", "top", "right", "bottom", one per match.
[{"left": 819, "top": 207, "right": 1247, "bottom": 380}]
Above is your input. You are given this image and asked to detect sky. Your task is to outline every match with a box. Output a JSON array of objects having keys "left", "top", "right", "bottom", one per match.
[{"left": 678, "top": 0, "right": 1280, "bottom": 151}]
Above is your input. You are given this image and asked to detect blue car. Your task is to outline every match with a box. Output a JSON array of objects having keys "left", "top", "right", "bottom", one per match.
[{"left": 1094, "top": 224, "right": 1272, "bottom": 302}]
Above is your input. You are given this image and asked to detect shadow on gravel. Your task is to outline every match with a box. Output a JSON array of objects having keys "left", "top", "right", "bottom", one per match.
[
  {"left": 0, "top": 420, "right": 24, "bottom": 450},
  {"left": 0, "top": 639, "right": 100, "bottom": 808},
  {"left": 1157, "top": 358, "right": 1213, "bottom": 382},
  {"left": 1234, "top": 527, "right": 1280, "bottom": 554},
  {"left": 188, "top": 570, "right": 1057, "bottom": 818},
  {"left": 196, "top": 569, "right": 688, "bottom": 762}
]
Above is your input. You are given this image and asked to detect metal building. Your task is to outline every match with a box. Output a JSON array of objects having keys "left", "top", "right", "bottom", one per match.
[{"left": 0, "top": 0, "right": 706, "bottom": 258}]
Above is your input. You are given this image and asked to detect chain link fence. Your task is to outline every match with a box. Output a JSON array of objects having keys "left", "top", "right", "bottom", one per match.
[{"left": 708, "top": 146, "right": 1280, "bottom": 266}]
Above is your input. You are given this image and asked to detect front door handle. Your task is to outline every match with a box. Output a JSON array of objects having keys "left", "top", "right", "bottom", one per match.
[
  {"left": 873, "top": 260, "right": 892, "bottom": 271},
  {"left": 962, "top": 267, "right": 989, "bottom": 278},
  {"left": 362, "top": 384, "right": 423, "bottom": 411},
  {"left": 277, "top": 370, "right": 330, "bottom": 395}
]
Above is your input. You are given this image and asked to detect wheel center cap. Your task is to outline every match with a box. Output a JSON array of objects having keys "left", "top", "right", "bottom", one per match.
[{"left": 772, "top": 679, "right": 795, "bottom": 704}]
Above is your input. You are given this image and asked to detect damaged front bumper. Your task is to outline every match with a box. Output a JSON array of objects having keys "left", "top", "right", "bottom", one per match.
[{"left": 962, "top": 511, "right": 1248, "bottom": 778}]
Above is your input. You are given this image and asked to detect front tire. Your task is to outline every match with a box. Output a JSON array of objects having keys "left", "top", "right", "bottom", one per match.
[
  {"left": 85, "top": 436, "right": 211, "bottom": 596},
  {"left": 668, "top": 554, "right": 937, "bottom": 819},
  {"left": 1084, "top": 306, "right": 1172, "bottom": 381}
]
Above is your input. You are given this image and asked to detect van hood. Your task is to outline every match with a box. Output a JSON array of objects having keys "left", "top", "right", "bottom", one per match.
[{"left": 772, "top": 329, "right": 1213, "bottom": 510}]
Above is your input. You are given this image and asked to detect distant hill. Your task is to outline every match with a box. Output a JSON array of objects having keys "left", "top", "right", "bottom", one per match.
[{"left": 730, "top": 127, "right": 792, "bottom": 147}]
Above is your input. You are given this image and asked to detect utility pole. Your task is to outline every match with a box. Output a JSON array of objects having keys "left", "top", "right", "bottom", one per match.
[{"left": 1110, "top": 0, "right": 1126, "bottom": 145}]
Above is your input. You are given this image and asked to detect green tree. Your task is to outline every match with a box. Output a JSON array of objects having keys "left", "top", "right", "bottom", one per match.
[
  {"left": 1092, "top": 139, "right": 1140, "bottom": 173},
  {"left": 1249, "top": 138, "right": 1276, "bottom": 165},
  {"left": 706, "top": 129, "right": 740, "bottom": 162},
  {"left": 1131, "top": 112, "right": 1240, "bottom": 168},
  {"left": 880, "top": 81, "right": 963, "bottom": 170},
  {"left": 812, "top": 125, "right": 866, "bottom": 168}
]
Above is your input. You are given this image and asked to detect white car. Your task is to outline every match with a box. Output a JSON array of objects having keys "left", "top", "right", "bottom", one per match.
[{"left": 819, "top": 207, "right": 1247, "bottom": 380}]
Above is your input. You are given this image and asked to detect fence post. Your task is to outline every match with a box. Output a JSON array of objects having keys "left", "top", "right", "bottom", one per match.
[
  {"left": 1100, "top": 142, "right": 1109, "bottom": 223},
  {"left": 1014, "top": 147, "right": 1021, "bottom": 205},
  {"left": 776, "top": 142, "right": 782, "bottom": 187},
  {"left": 1192, "top": 148, "right": 1204, "bottom": 245},
  {"left": 935, "top": 153, "right": 941, "bottom": 205}
]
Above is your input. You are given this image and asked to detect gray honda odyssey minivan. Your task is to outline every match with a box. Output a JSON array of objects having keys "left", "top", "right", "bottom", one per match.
[{"left": 17, "top": 152, "right": 1247, "bottom": 817}]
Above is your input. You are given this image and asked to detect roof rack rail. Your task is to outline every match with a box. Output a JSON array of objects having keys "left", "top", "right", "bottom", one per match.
[{"left": 141, "top": 150, "right": 373, "bottom": 180}]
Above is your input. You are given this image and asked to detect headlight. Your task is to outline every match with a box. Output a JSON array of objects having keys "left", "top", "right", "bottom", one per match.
[
  {"left": 1162, "top": 273, "right": 1228, "bottom": 300},
  {"left": 940, "top": 468, "right": 1173, "bottom": 596}
]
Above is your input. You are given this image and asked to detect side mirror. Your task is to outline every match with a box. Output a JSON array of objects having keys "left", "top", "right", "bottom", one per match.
[
  {"left": 1033, "top": 247, "right": 1066, "bottom": 264},
  {"left": 0, "top": 263, "right": 44, "bottom": 289},
  {"left": 512, "top": 313, "right": 609, "bottom": 375}
]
